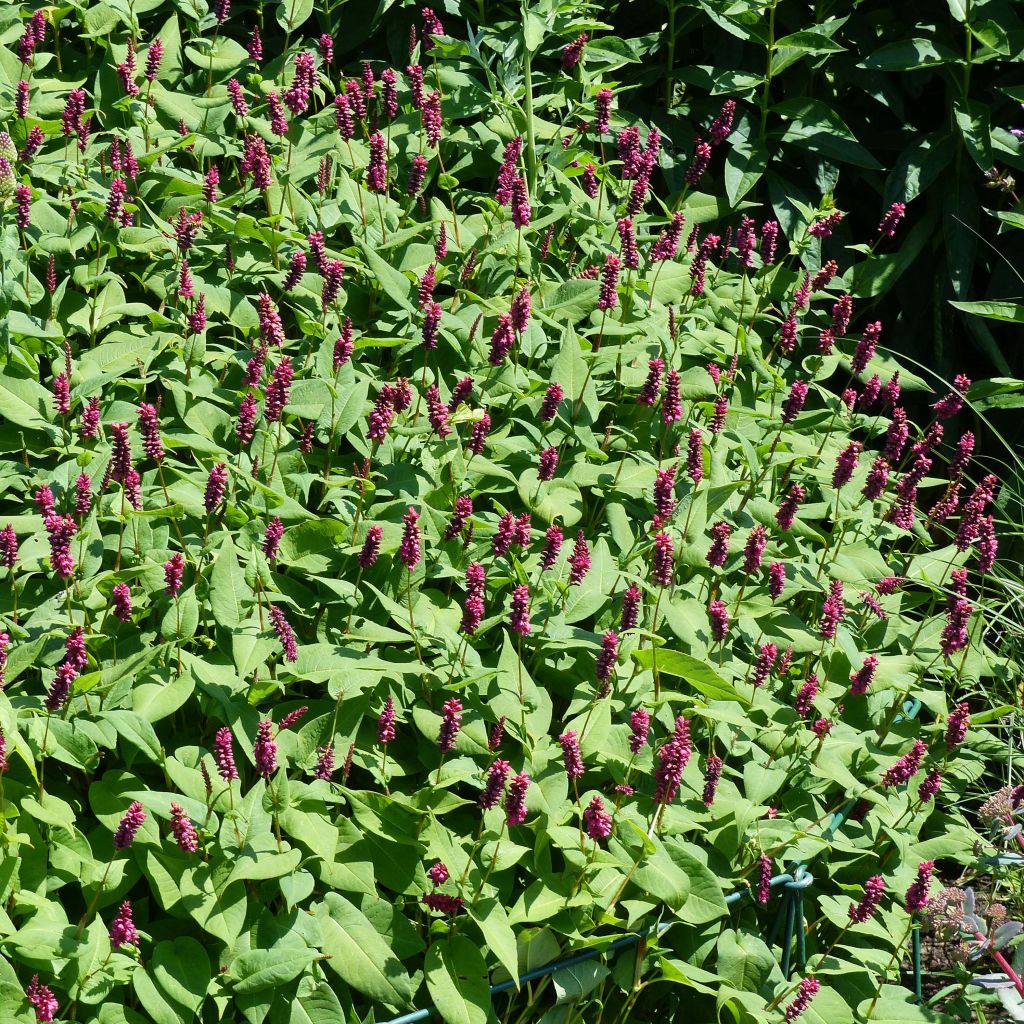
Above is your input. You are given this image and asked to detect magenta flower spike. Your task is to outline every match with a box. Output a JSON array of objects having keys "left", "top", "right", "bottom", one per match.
[
  {"left": 583, "top": 796, "right": 612, "bottom": 841},
  {"left": 113, "top": 801, "right": 146, "bottom": 849},
  {"left": 848, "top": 876, "right": 885, "bottom": 923}
]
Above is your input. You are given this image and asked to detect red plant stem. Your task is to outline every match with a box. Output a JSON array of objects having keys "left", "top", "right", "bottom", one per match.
[{"left": 976, "top": 932, "right": 1024, "bottom": 999}]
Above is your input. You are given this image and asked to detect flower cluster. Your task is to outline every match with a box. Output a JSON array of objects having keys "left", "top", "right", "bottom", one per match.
[{"left": 0, "top": 10, "right": 1001, "bottom": 1024}]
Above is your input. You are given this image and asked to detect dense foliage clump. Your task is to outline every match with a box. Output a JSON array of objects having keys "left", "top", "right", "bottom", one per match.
[{"left": 0, "top": 3, "right": 1019, "bottom": 1023}]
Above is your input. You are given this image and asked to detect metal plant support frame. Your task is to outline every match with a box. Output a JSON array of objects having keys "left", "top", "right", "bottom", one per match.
[{"left": 384, "top": 701, "right": 923, "bottom": 1024}]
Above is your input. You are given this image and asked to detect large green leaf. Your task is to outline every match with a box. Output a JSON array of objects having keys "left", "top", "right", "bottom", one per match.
[
  {"left": 318, "top": 893, "right": 414, "bottom": 1008},
  {"left": 210, "top": 535, "right": 248, "bottom": 628},
  {"left": 0, "top": 371, "right": 53, "bottom": 434},
  {"left": 949, "top": 300, "right": 1024, "bottom": 324},
  {"left": 631, "top": 649, "right": 751, "bottom": 704},
  {"left": 132, "top": 938, "right": 210, "bottom": 1024},
  {"left": 633, "top": 843, "right": 691, "bottom": 912},
  {"left": 228, "top": 948, "right": 318, "bottom": 993},
  {"left": 424, "top": 936, "right": 491, "bottom": 1024}
]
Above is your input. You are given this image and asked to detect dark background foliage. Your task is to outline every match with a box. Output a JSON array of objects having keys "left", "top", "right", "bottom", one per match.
[{"left": 347, "top": 0, "right": 1024, "bottom": 384}]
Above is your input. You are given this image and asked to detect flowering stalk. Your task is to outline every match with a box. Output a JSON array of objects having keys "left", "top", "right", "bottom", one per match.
[{"left": 522, "top": 32, "right": 537, "bottom": 197}]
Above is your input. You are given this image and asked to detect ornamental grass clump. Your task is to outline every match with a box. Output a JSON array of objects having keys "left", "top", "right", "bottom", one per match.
[{"left": 0, "top": 3, "right": 1018, "bottom": 1024}]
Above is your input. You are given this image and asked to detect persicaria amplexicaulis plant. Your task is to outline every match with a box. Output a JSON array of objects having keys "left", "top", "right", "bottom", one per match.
[{"left": 0, "top": 5, "right": 1012, "bottom": 1023}]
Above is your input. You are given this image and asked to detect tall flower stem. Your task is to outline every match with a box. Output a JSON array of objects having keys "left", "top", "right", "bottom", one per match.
[
  {"left": 649, "top": 586, "right": 665, "bottom": 701},
  {"left": 522, "top": 33, "right": 537, "bottom": 197},
  {"left": 344, "top": 566, "right": 364, "bottom": 635},
  {"left": 174, "top": 593, "right": 182, "bottom": 676},
  {"left": 406, "top": 569, "right": 422, "bottom": 663},
  {"left": 380, "top": 743, "right": 390, "bottom": 796},
  {"left": 471, "top": 820, "right": 506, "bottom": 903},
  {"left": 375, "top": 192, "right": 388, "bottom": 245},
  {"left": 76, "top": 855, "right": 115, "bottom": 937},
  {"left": 664, "top": 0, "right": 677, "bottom": 109},
  {"left": 268, "top": 418, "right": 285, "bottom": 482},
  {"left": 864, "top": 920, "right": 915, "bottom": 1019},
  {"left": 266, "top": 777, "right": 284, "bottom": 853},
  {"left": 37, "top": 714, "right": 52, "bottom": 799}
]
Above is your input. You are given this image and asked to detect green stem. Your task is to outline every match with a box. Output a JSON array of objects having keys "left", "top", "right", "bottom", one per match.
[
  {"left": 665, "top": 0, "right": 677, "bottom": 109},
  {"left": 758, "top": 1, "right": 778, "bottom": 142},
  {"left": 522, "top": 35, "right": 537, "bottom": 197}
]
